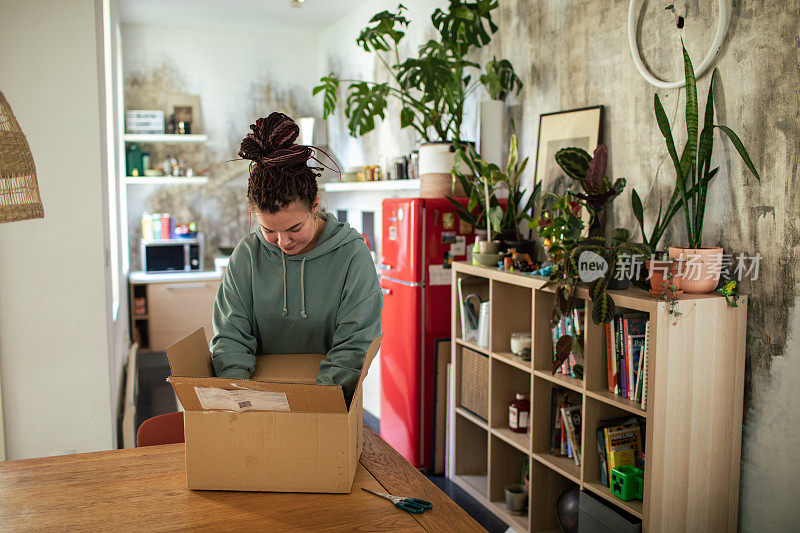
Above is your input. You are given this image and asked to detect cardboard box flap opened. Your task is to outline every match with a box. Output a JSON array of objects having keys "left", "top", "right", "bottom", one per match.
[{"left": 165, "top": 327, "right": 382, "bottom": 493}]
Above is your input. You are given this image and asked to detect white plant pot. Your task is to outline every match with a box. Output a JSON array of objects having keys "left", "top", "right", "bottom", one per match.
[{"left": 418, "top": 142, "right": 465, "bottom": 197}]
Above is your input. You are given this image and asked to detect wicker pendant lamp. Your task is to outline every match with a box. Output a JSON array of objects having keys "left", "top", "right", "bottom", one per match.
[{"left": 0, "top": 89, "right": 44, "bottom": 223}]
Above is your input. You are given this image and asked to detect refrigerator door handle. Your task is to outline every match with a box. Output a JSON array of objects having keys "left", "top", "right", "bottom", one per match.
[
  {"left": 381, "top": 287, "right": 392, "bottom": 295},
  {"left": 378, "top": 262, "right": 393, "bottom": 271}
]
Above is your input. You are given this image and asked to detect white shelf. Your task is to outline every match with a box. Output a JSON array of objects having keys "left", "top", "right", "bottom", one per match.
[
  {"left": 124, "top": 176, "right": 209, "bottom": 185},
  {"left": 321, "top": 179, "right": 420, "bottom": 192},
  {"left": 123, "top": 133, "right": 208, "bottom": 143}
]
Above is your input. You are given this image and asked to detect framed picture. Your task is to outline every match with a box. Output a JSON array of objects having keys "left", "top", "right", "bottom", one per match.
[
  {"left": 533, "top": 105, "right": 603, "bottom": 195},
  {"left": 164, "top": 93, "right": 202, "bottom": 134}
]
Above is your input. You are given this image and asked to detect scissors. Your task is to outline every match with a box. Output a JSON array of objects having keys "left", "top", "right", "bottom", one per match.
[{"left": 361, "top": 488, "right": 433, "bottom": 514}]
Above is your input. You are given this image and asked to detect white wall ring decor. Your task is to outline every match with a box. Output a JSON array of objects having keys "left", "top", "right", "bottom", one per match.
[{"left": 627, "top": 0, "right": 729, "bottom": 89}]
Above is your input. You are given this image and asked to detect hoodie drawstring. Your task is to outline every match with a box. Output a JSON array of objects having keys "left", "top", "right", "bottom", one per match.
[
  {"left": 281, "top": 252, "right": 288, "bottom": 316},
  {"left": 280, "top": 252, "right": 308, "bottom": 319},
  {"left": 300, "top": 257, "right": 307, "bottom": 319}
]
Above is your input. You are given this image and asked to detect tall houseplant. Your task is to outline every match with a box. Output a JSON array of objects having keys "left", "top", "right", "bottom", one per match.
[
  {"left": 631, "top": 43, "right": 760, "bottom": 292},
  {"left": 314, "top": 2, "right": 521, "bottom": 144}
]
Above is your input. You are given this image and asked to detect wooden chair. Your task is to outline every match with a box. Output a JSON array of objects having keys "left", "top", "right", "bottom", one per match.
[{"left": 136, "top": 411, "right": 184, "bottom": 447}]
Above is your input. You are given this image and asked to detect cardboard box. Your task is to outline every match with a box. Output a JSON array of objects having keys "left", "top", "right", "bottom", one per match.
[{"left": 165, "top": 327, "right": 381, "bottom": 493}]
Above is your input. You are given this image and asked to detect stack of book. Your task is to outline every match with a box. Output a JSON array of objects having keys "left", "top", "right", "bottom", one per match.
[
  {"left": 595, "top": 416, "right": 646, "bottom": 488},
  {"left": 552, "top": 307, "right": 586, "bottom": 379},
  {"left": 141, "top": 213, "right": 175, "bottom": 241},
  {"left": 550, "top": 389, "right": 582, "bottom": 465},
  {"left": 605, "top": 312, "right": 650, "bottom": 408}
]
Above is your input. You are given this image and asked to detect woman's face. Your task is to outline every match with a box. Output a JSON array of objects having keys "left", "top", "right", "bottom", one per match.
[{"left": 255, "top": 199, "right": 319, "bottom": 255}]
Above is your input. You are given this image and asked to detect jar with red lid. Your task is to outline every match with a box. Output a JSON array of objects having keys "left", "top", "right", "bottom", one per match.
[{"left": 509, "top": 392, "right": 530, "bottom": 433}]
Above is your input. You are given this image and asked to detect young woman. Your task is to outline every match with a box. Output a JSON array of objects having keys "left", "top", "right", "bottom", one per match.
[{"left": 211, "top": 112, "right": 382, "bottom": 403}]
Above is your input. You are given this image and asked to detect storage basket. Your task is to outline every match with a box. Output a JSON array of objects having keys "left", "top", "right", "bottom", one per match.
[{"left": 460, "top": 347, "right": 489, "bottom": 420}]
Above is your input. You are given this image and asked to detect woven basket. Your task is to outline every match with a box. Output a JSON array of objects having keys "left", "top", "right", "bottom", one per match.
[
  {"left": 0, "top": 89, "right": 44, "bottom": 223},
  {"left": 460, "top": 347, "right": 489, "bottom": 420}
]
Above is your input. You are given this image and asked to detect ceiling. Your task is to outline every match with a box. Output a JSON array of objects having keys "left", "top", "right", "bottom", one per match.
[{"left": 120, "top": 0, "right": 369, "bottom": 32}]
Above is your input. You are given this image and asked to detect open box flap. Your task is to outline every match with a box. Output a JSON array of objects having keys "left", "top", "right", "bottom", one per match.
[
  {"left": 166, "top": 327, "right": 213, "bottom": 378},
  {"left": 168, "top": 376, "right": 346, "bottom": 413},
  {"left": 353, "top": 334, "right": 383, "bottom": 399}
]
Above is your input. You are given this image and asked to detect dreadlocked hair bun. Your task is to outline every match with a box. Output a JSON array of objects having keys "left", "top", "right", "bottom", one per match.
[{"left": 239, "top": 112, "right": 319, "bottom": 214}]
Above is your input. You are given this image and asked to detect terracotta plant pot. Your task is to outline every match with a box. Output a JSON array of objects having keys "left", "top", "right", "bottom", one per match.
[
  {"left": 646, "top": 259, "right": 684, "bottom": 297},
  {"left": 668, "top": 246, "right": 723, "bottom": 294}
]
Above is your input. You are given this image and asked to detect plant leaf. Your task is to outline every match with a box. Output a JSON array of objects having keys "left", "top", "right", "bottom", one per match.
[
  {"left": 552, "top": 334, "right": 574, "bottom": 374},
  {"left": 589, "top": 278, "right": 616, "bottom": 325},
  {"left": 631, "top": 188, "right": 645, "bottom": 238},
  {"left": 555, "top": 147, "right": 592, "bottom": 182},
  {"left": 716, "top": 125, "right": 761, "bottom": 180},
  {"left": 344, "top": 82, "right": 389, "bottom": 137},
  {"left": 312, "top": 74, "right": 339, "bottom": 119}
]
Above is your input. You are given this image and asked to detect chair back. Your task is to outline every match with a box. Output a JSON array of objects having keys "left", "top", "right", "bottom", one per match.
[{"left": 136, "top": 411, "right": 185, "bottom": 447}]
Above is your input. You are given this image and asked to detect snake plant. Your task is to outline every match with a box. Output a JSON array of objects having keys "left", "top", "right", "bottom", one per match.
[{"left": 632, "top": 42, "right": 760, "bottom": 250}]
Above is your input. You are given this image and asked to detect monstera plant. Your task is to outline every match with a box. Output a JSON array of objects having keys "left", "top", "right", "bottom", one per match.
[{"left": 313, "top": 1, "right": 521, "bottom": 143}]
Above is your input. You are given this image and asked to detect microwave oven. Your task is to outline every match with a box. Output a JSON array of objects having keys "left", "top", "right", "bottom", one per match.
[{"left": 141, "top": 235, "right": 204, "bottom": 272}]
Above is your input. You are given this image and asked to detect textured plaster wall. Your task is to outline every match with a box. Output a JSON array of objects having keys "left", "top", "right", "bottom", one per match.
[
  {"left": 122, "top": 23, "right": 321, "bottom": 269},
  {"left": 318, "top": 0, "right": 800, "bottom": 528}
]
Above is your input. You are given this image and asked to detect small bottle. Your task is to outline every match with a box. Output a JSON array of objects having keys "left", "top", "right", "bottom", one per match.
[
  {"left": 171, "top": 155, "right": 180, "bottom": 177},
  {"left": 509, "top": 392, "right": 530, "bottom": 433},
  {"left": 162, "top": 153, "right": 171, "bottom": 176},
  {"left": 142, "top": 151, "right": 151, "bottom": 173}
]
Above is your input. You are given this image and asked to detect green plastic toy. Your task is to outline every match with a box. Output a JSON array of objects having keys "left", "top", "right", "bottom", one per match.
[{"left": 610, "top": 465, "right": 644, "bottom": 501}]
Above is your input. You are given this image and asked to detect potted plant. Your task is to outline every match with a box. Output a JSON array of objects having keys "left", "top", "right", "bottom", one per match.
[
  {"left": 313, "top": 2, "right": 522, "bottom": 195},
  {"left": 553, "top": 144, "right": 625, "bottom": 236},
  {"left": 631, "top": 42, "right": 760, "bottom": 292},
  {"left": 446, "top": 134, "right": 541, "bottom": 255},
  {"left": 561, "top": 229, "right": 651, "bottom": 325}
]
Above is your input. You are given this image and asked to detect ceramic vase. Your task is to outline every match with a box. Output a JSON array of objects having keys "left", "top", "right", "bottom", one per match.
[{"left": 668, "top": 246, "right": 723, "bottom": 294}]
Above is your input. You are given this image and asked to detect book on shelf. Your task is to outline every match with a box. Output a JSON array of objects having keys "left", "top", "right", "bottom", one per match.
[
  {"left": 596, "top": 417, "right": 645, "bottom": 487},
  {"left": 550, "top": 389, "right": 580, "bottom": 457},
  {"left": 605, "top": 313, "right": 650, "bottom": 407},
  {"left": 640, "top": 321, "right": 651, "bottom": 409},
  {"left": 561, "top": 404, "right": 582, "bottom": 466},
  {"left": 551, "top": 308, "right": 585, "bottom": 379}
]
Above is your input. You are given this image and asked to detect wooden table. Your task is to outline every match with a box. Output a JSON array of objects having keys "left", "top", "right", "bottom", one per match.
[{"left": 0, "top": 427, "right": 484, "bottom": 532}]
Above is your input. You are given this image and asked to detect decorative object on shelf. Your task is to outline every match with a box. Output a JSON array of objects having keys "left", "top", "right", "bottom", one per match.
[
  {"left": 164, "top": 93, "right": 202, "bottom": 134},
  {"left": 0, "top": 89, "right": 44, "bottom": 223},
  {"left": 125, "top": 110, "right": 165, "bottom": 135},
  {"left": 716, "top": 279, "right": 739, "bottom": 307},
  {"left": 508, "top": 392, "right": 529, "bottom": 434},
  {"left": 555, "top": 485, "right": 580, "bottom": 533},
  {"left": 510, "top": 332, "right": 531, "bottom": 358},
  {"left": 313, "top": 2, "right": 521, "bottom": 196},
  {"left": 610, "top": 465, "right": 644, "bottom": 501},
  {"left": 534, "top": 105, "right": 602, "bottom": 197},
  {"left": 631, "top": 43, "right": 760, "bottom": 278},
  {"left": 554, "top": 144, "right": 625, "bottom": 236},
  {"left": 645, "top": 258, "right": 683, "bottom": 297},
  {"left": 504, "top": 483, "right": 528, "bottom": 515}
]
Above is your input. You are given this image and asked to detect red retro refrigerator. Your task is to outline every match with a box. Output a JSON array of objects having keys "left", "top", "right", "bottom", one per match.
[{"left": 379, "top": 197, "right": 474, "bottom": 469}]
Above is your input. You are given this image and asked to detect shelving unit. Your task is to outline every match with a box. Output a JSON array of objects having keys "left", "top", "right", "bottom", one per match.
[
  {"left": 449, "top": 261, "right": 748, "bottom": 531},
  {"left": 122, "top": 133, "right": 208, "bottom": 143},
  {"left": 321, "top": 178, "right": 420, "bottom": 192},
  {"left": 124, "top": 176, "right": 209, "bottom": 185}
]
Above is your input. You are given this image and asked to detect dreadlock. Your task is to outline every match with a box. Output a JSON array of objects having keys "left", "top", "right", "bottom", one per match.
[{"left": 239, "top": 112, "right": 320, "bottom": 213}]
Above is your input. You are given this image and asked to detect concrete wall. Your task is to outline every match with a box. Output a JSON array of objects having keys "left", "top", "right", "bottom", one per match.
[
  {"left": 0, "top": 0, "right": 115, "bottom": 459},
  {"left": 318, "top": 0, "right": 800, "bottom": 528}
]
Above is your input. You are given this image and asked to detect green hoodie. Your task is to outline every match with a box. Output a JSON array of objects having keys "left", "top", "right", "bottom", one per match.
[{"left": 210, "top": 211, "right": 382, "bottom": 402}]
